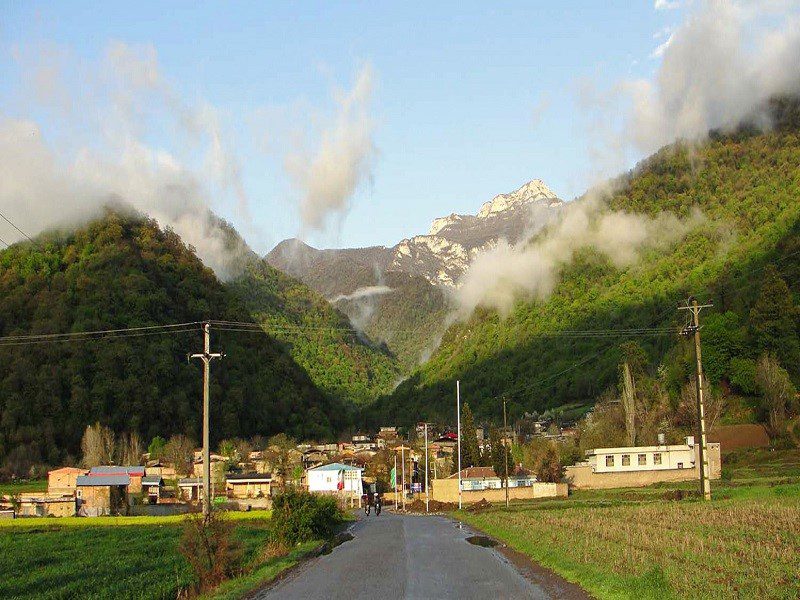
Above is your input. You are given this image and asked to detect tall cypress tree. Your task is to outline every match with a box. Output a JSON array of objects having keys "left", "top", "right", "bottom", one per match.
[
  {"left": 459, "top": 403, "right": 481, "bottom": 468},
  {"left": 750, "top": 265, "right": 800, "bottom": 378}
]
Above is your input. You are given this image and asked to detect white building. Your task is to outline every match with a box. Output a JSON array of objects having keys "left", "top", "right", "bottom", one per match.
[
  {"left": 306, "top": 462, "right": 363, "bottom": 496},
  {"left": 585, "top": 436, "right": 699, "bottom": 473}
]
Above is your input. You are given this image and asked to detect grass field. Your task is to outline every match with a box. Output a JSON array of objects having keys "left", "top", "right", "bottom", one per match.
[
  {"left": 457, "top": 449, "right": 800, "bottom": 600},
  {"left": 0, "top": 479, "right": 46, "bottom": 497},
  {"left": 0, "top": 511, "right": 296, "bottom": 599}
]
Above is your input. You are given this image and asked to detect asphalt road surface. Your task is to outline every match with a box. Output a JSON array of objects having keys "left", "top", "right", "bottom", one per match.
[{"left": 255, "top": 512, "right": 582, "bottom": 600}]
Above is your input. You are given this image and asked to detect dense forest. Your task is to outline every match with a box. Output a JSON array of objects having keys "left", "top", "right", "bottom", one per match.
[
  {"left": 227, "top": 260, "right": 399, "bottom": 406},
  {"left": 370, "top": 101, "right": 800, "bottom": 427},
  {"left": 0, "top": 211, "right": 349, "bottom": 473}
]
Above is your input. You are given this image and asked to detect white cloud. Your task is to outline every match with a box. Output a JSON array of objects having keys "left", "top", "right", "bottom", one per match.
[
  {"left": 655, "top": 0, "right": 682, "bottom": 10},
  {"left": 0, "top": 40, "right": 255, "bottom": 277},
  {"left": 454, "top": 192, "right": 704, "bottom": 318},
  {"left": 578, "top": 1, "right": 800, "bottom": 177},
  {"left": 284, "top": 63, "right": 378, "bottom": 233},
  {"left": 650, "top": 31, "right": 676, "bottom": 58}
]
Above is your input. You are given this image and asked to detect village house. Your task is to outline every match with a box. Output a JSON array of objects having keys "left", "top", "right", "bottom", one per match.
[
  {"left": 192, "top": 453, "right": 228, "bottom": 479},
  {"left": 76, "top": 474, "right": 130, "bottom": 516},
  {"left": 47, "top": 467, "right": 87, "bottom": 495},
  {"left": 178, "top": 477, "right": 204, "bottom": 502},
  {"left": 89, "top": 466, "right": 145, "bottom": 494},
  {"left": 141, "top": 475, "right": 164, "bottom": 504},
  {"left": 225, "top": 472, "right": 272, "bottom": 499},
  {"left": 351, "top": 434, "right": 377, "bottom": 452},
  {"left": 18, "top": 494, "right": 76, "bottom": 517},
  {"left": 566, "top": 436, "right": 722, "bottom": 489},
  {"left": 301, "top": 448, "right": 328, "bottom": 470},
  {"left": 307, "top": 462, "right": 363, "bottom": 498},
  {"left": 145, "top": 460, "right": 177, "bottom": 479}
]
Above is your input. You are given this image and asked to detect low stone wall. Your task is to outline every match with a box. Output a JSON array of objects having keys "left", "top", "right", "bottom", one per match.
[
  {"left": 566, "top": 443, "right": 722, "bottom": 490},
  {"left": 429, "top": 478, "right": 567, "bottom": 504}
]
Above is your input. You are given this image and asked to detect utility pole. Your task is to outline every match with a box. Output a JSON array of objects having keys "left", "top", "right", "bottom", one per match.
[
  {"left": 394, "top": 453, "right": 398, "bottom": 510},
  {"left": 679, "top": 297, "right": 713, "bottom": 501},
  {"left": 424, "top": 423, "right": 429, "bottom": 513},
  {"left": 190, "top": 322, "right": 223, "bottom": 516},
  {"left": 456, "top": 380, "right": 462, "bottom": 510},
  {"left": 503, "top": 397, "right": 510, "bottom": 508},
  {"left": 401, "top": 444, "right": 406, "bottom": 511}
]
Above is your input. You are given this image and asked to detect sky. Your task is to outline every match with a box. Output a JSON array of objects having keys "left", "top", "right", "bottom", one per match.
[{"left": 0, "top": 1, "right": 793, "bottom": 255}]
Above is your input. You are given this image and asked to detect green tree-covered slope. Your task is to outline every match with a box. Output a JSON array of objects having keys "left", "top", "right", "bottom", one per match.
[
  {"left": 227, "top": 260, "right": 400, "bottom": 406},
  {"left": 371, "top": 120, "right": 800, "bottom": 426},
  {"left": 0, "top": 211, "right": 347, "bottom": 468}
]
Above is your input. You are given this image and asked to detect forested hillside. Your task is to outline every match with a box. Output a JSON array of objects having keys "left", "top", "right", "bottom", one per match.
[
  {"left": 371, "top": 105, "right": 800, "bottom": 426},
  {"left": 227, "top": 261, "right": 399, "bottom": 406},
  {"left": 0, "top": 211, "right": 347, "bottom": 471}
]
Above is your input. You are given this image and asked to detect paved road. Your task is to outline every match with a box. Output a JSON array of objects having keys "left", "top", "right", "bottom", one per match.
[{"left": 256, "top": 512, "right": 574, "bottom": 600}]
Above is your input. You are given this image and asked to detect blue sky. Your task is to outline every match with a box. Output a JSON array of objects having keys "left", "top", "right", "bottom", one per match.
[{"left": 1, "top": 1, "right": 688, "bottom": 252}]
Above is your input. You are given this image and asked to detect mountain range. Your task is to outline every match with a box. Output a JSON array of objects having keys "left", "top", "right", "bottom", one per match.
[{"left": 266, "top": 179, "right": 564, "bottom": 367}]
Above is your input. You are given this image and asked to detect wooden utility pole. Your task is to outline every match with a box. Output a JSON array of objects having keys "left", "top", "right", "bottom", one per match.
[
  {"left": 503, "top": 397, "right": 510, "bottom": 508},
  {"left": 679, "top": 298, "right": 713, "bottom": 501},
  {"left": 190, "top": 322, "right": 223, "bottom": 516}
]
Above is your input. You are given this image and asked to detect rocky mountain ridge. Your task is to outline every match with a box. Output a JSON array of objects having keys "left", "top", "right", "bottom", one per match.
[
  {"left": 268, "top": 179, "right": 563, "bottom": 292},
  {"left": 266, "top": 179, "right": 562, "bottom": 368}
]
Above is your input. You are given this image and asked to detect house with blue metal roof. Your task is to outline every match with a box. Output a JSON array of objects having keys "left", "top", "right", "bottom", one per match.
[{"left": 307, "top": 462, "right": 363, "bottom": 496}]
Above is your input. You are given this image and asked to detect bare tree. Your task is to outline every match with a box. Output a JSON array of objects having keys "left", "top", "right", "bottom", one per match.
[
  {"left": 81, "top": 422, "right": 115, "bottom": 467},
  {"left": 756, "top": 353, "right": 797, "bottom": 436},
  {"left": 164, "top": 435, "right": 196, "bottom": 477},
  {"left": 263, "top": 433, "right": 299, "bottom": 488},
  {"left": 621, "top": 362, "right": 637, "bottom": 446},
  {"left": 118, "top": 432, "right": 143, "bottom": 466},
  {"left": 676, "top": 380, "right": 724, "bottom": 436}
]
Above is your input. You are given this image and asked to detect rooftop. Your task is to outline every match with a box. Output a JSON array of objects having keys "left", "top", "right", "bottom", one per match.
[
  {"left": 227, "top": 472, "right": 272, "bottom": 482},
  {"left": 89, "top": 466, "right": 145, "bottom": 476},
  {"left": 447, "top": 467, "right": 498, "bottom": 480},
  {"left": 48, "top": 467, "right": 87, "bottom": 475},
  {"left": 308, "top": 462, "right": 363, "bottom": 472},
  {"left": 77, "top": 474, "right": 130, "bottom": 487}
]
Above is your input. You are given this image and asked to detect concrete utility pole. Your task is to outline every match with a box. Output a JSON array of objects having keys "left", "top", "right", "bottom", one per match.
[
  {"left": 679, "top": 297, "right": 713, "bottom": 501},
  {"left": 503, "top": 397, "right": 510, "bottom": 508},
  {"left": 190, "top": 322, "right": 223, "bottom": 516},
  {"left": 401, "top": 445, "right": 406, "bottom": 511},
  {"left": 456, "top": 380, "right": 462, "bottom": 510},
  {"left": 424, "top": 423, "right": 429, "bottom": 513}
]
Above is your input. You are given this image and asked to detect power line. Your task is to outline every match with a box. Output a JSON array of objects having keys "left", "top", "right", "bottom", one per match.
[
  {"left": 0, "top": 326, "right": 201, "bottom": 348},
  {"left": 0, "top": 321, "right": 202, "bottom": 342},
  {"left": 0, "top": 210, "right": 34, "bottom": 244}
]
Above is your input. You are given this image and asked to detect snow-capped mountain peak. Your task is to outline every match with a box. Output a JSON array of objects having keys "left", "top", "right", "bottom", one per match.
[{"left": 477, "top": 179, "right": 558, "bottom": 218}]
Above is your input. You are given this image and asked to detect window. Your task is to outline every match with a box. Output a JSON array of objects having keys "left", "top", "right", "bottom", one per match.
[
  {"left": 638, "top": 454, "right": 647, "bottom": 466},
  {"left": 605, "top": 455, "right": 615, "bottom": 467},
  {"left": 653, "top": 453, "right": 662, "bottom": 465},
  {"left": 622, "top": 454, "right": 631, "bottom": 466},
  {"left": 677, "top": 462, "right": 684, "bottom": 469}
]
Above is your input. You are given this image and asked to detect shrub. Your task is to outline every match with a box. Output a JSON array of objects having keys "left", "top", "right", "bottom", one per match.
[
  {"left": 179, "top": 509, "right": 243, "bottom": 593},
  {"left": 729, "top": 358, "right": 758, "bottom": 395},
  {"left": 270, "top": 489, "right": 343, "bottom": 544}
]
